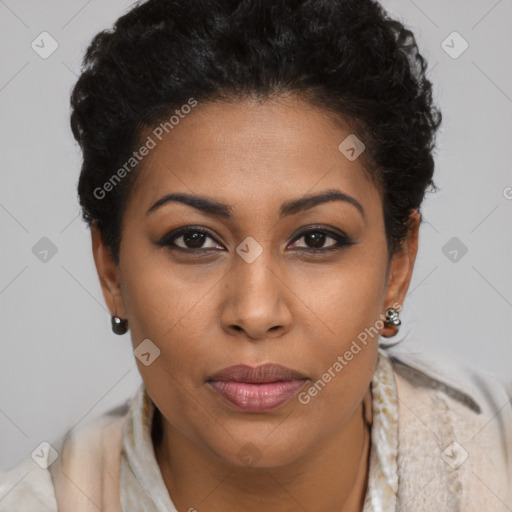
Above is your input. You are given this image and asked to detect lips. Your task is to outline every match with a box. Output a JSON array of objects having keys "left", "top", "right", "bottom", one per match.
[
  {"left": 206, "top": 363, "right": 309, "bottom": 412},
  {"left": 208, "top": 363, "right": 308, "bottom": 383}
]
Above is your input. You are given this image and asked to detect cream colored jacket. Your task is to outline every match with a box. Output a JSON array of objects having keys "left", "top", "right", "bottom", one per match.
[{"left": 1, "top": 347, "right": 511, "bottom": 511}]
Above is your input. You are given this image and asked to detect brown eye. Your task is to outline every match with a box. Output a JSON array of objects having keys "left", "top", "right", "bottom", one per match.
[
  {"left": 288, "top": 228, "right": 355, "bottom": 253},
  {"left": 295, "top": 231, "right": 335, "bottom": 249},
  {"left": 177, "top": 231, "right": 211, "bottom": 249},
  {"left": 156, "top": 227, "right": 223, "bottom": 251}
]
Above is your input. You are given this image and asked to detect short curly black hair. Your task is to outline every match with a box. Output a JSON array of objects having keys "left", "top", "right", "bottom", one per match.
[{"left": 71, "top": 0, "right": 442, "bottom": 266}]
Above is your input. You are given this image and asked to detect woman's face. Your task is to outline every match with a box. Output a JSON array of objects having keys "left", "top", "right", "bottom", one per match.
[{"left": 93, "top": 95, "right": 417, "bottom": 468}]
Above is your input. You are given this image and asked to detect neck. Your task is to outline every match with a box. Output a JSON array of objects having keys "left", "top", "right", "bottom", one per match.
[{"left": 154, "top": 388, "right": 373, "bottom": 512}]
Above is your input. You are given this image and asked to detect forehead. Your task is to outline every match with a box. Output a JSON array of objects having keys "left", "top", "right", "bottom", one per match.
[{"left": 126, "top": 96, "right": 380, "bottom": 220}]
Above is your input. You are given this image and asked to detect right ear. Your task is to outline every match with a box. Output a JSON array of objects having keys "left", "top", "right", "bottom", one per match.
[{"left": 91, "top": 220, "right": 126, "bottom": 318}]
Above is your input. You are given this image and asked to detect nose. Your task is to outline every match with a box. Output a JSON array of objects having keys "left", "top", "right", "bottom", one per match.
[{"left": 220, "top": 253, "right": 293, "bottom": 341}]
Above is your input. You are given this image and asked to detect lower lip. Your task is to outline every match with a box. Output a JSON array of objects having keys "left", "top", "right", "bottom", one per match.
[{"left": 208, "top": 379, "right": 307, "bottom": 412}]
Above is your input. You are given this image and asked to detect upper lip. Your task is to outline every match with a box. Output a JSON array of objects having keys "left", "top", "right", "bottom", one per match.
[{"left": 207, "top": 363, "right": 308, "bottom": 383}]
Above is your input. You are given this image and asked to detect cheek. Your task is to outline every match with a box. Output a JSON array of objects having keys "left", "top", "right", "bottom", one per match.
[
  {"left": 299, "top": 338, "right": 378, "bottom": 417},
  {"left": 296, "top": 249, "right": 386, "bottom": 343},
  {"left": 291, "top": 253, "right": 384, "bottom": 417},
  {"left": 119, "top": 247, "right": 219, "bottom": 400},
  {"left": 119, "top": 243, "right": 213, "bottom": 340}
]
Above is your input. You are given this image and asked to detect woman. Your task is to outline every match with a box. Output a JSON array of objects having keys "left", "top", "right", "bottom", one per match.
[{"left": 0, "top": 0, "right": 510, "bottom": 510}]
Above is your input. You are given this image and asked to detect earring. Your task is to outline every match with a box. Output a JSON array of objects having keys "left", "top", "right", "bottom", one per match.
[
  {"left": 111, "top": 315, "right": 128, "bottom": 335},
  {"left": 384, "top": 307, "right": 401, "bottom": 327},
  {"left": 379, "top": 307, "right": 401, "bottom": 338}
]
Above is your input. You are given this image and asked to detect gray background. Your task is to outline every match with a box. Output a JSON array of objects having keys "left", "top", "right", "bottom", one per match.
[{"left": 1, "top": 0, "right": 511, "bottom": 471}]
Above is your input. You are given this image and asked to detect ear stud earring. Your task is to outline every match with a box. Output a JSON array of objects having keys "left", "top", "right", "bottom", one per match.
[
  {"left": 383, "top": 307, "right": 401, "bottom": 327},
  {"left": 380, "top": 306, "right": 401, "bottom": 338},
  {"left": 111, "top": 314, "right": 128, "bottom": 335}
]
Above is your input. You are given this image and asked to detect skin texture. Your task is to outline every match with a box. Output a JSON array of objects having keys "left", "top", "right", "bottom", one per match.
[{"left": 92, "top": 95, "right": 420, "bottom": 512}]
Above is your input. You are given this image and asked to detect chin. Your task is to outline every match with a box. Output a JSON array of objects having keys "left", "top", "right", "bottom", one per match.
[{"left": 211, "top": 431, "right": 308, "bottom": 470}]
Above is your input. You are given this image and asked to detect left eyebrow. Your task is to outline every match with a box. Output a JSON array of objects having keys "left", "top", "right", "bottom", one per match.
[{"left": 145, "top": 189, "right": 365, "bottom": 221}]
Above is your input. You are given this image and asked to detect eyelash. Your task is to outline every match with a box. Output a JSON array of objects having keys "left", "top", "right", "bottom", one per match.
[{"left": 156, "top": 226, "right": 355, "bottom": 254}]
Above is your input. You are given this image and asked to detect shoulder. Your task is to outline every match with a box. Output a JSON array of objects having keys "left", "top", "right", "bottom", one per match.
[
  {"left": 0, "top": 455, "right": 58, "bottom": 512},
  {"left": 383, "top": 347, "right": 512, "bottom": 411},
  {"left": 384, "top": 345, "right": 512, "bottom": 424},
  {"left": 0, "top": 398, "right": 131, "bottom": 512},
  {"left": 381, "top": 346, "right": 512, "bottom": 510}
]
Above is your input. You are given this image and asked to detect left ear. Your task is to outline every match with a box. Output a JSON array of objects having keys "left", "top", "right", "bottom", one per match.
[{"left": 379, "top": 209, "right": 421, "bottom": 337}]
